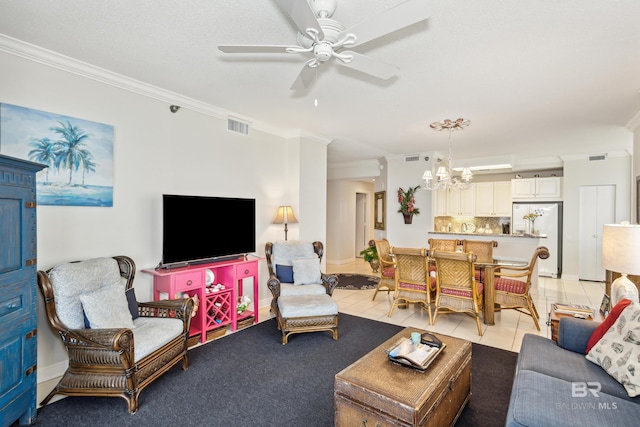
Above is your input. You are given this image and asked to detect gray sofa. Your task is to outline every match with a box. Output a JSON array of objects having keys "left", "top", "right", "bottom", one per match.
[{"left": 506, "top": 317, "right": 640, "bottom": 426}]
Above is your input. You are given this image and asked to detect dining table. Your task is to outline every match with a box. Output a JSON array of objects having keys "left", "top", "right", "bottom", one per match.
[{"left": 476, "top": 259, "right": 529, "bottom": 325}]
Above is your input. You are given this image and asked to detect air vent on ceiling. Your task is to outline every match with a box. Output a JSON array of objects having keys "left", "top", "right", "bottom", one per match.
[
  {"left": 404, "top": 155, "right": 420, "bottom": 162},
  {"left": 588, "top": 154, "right": 607, "bottom": 161},
  {"left": 227, "top": 117, "right": 250, "bottom": 135}
]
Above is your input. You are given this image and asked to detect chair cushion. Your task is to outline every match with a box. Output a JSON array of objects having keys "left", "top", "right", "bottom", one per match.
[
  {"left": 381, "top": 266, "right": 395, "bottom": 278},
  {"left": 399, "top": 279, "right": 436, "bottom": 292},
  {"left": 440, "top": 282, "right": 484, "bottom": 298},
  {"left": 495, "top": 277, "right": 526, "bottom": 294},
  {"left": 132, "top": 317, "right": 183, "bottom": 361},
  {"left": 278, "top": 294, "right": 338, "bottom": 318},
  {"left": 292, "top": 257, "right": 322, "bottom": 285},
  {"left": 48, "top": 257, "right": 125, "bottom": 329},
  {"left": 126, "top": 288, "right": 139, "bottom": 320},
  {"left": 271, "top": 240, "right": 316, "bottom": 267},
  {"left": 586, "top": 303, "right": 640, "bottom": 397},
  {"left": 280, "top": 282, "right": 327, "bottom": 297},
  {"left": 79, "top": 285, "right": 134, "bottom": 329},
  {"left": 276, "top": 264, "right": 294, "bottom": 283}
]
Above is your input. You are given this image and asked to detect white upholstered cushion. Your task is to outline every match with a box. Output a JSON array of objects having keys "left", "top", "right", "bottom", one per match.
[
  {"left": 292, "top": 257, "right": 322, "bottom": 285},
  {"left": 271, "top": 240, "right": 316, "bottom": 268},
  {"left": 49, "top": 257, "right": 125, "bottom": 329},
  {"left": 132, "top": 317, "right": 183, "bottom": 361},
  {"left": 79, "top": 285, "right": 134, "bottom": 329}
]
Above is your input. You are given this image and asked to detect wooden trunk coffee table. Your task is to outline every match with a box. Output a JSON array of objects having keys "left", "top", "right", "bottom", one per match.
[{"left": 334, "top": 327, "right": 472, "bottom": 427}]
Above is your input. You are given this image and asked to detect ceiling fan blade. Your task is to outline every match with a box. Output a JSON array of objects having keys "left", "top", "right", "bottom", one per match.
[
  {"left": 337, "top": 51, "right": 399, "bottom": 80},
  {"left": 339, "top": 0, "right": 431, "bottom": 48},
  {"left": 290, "top": 60, "right": 318, "bottom": 91},
  {"left": 275, "top": 0, "right": 324, "bottom": 41},
  {"left": 218, "top": 45, "right": 300, "bottom": 54}
]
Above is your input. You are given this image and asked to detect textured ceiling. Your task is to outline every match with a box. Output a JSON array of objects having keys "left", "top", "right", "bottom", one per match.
[{"left": 1, "top": 0, "right": 639, "bottom": 171}]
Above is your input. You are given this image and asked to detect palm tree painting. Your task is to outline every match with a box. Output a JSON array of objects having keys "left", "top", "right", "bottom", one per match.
[{"left": 0, "top": 103, "right": 113, "bottom": 206}]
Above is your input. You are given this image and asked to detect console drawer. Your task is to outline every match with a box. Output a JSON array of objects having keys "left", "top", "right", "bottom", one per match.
[
  {"left": 236, "top": 263, "right": 257, "bottom": 280},
  {"left": 173, "top": 272, "right": 202, "bottom": 293}
]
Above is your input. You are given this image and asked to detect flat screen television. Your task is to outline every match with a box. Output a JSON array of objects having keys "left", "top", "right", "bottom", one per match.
[{"left": 162, "top": 194, "right": 256, "bottom": 267}]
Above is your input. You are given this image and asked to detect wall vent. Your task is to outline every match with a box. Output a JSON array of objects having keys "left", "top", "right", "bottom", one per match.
[
  {"left": 404, "top": 155, "right": 420, "bottom": 162},
  {"left": 588, "top": 154, "right": 607, "bottom": 161},
  {"left": 227, "top": 117, "right": 250, "bottom": 135}
]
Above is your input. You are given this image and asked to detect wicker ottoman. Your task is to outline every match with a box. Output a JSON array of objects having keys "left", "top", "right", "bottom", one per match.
[
  {"left": 335, "top": 328, "right": 471, "bottom": 426},
  {"left": 276, "top": 294, "right": 339, "bottom": 345}
]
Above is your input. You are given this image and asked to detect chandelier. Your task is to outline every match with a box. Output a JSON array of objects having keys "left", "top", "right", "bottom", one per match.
[{"left": 423, "top": 118, "right": 473, "bottom": 191}]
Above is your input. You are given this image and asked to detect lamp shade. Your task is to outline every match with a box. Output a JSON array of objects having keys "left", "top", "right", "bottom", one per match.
[
  {"left": 602, "top": 224, "right": 640, "bottom": 275},
  {"left": 273, "top": 206, "right": 298, "bottom": 224}
]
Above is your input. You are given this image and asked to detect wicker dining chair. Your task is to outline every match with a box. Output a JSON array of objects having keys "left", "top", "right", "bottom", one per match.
[
  {"left": 461, "top": 239, "right": 498, "bottom": 282},
  {"left": 372, "top": 238, "right": 396, "bottom": 301},
  {"left": 493, "top": 246, "right": 550, "bottom": 331},
  {"left": 432, "top": 250, "right": 484, "bottom": 336},
  {"left": 428, "top": 238, "right": 460, "bottom": 252},
  {"left": 387, "top": 247, "right": 435, "bottom": 322}
]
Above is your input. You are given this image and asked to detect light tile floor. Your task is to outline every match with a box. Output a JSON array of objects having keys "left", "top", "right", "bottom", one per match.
[{"left": 325, "top": 259, "right": 605, "bottom": 353}]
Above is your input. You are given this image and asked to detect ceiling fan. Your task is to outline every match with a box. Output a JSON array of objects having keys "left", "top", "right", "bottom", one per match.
[{"left": 218, "top": 0, "right": 431, "bottom": 90}]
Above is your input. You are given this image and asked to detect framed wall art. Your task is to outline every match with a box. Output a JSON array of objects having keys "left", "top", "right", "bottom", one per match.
[
  {"left": 0, "top": 103, "right": 114, "bottom": 206},
  {"left": 375, "top": 191, "right": 385, "bottom": 230}
]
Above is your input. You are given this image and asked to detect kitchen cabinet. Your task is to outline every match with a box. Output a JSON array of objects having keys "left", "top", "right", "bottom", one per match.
[
  {"left": 433, "top": 188, "right": 448, "bottom": 216},
  {"left": 445, "top": 184, "right": 475, "bottom": 216},
  {"left": 475, "top": 181, "right": 511, "bottom": 216},
  {"left": 511, "top": 177, "right": 562, "bottom": 200}
]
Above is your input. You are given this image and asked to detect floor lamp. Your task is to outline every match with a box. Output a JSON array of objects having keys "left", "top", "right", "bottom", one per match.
[
  {"left": 273, "top": 206, "right": 298, "bottom": 241},
  {"left": 602, "top": 223, "right": 640, "bottom": 306}
]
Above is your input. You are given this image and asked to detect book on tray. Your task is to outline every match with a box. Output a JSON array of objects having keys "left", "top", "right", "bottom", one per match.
[
  {"left": 553, "top": 303, "right": 593, "bottom": 316},
  {"left": 386, "top": 335, "right": 445, "bottom": 371}
]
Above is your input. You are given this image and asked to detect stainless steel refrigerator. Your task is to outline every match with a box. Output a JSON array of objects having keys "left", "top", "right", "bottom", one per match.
[{"left": 512, "top": 202, "right": 563, "bottom": 278}]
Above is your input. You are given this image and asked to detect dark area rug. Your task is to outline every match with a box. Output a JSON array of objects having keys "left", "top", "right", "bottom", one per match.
[
  {"left": 32, "top": 314, "right": 517, "bottom": 427},
  {"left": 335, "top": 273, "right": 380, "bottom": 290}
]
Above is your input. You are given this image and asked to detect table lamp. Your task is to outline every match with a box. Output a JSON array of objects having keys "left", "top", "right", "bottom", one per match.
[
  {"left": 273, "top": 206, "right": 298, "bottom": 240},
  {"left": 602, "top": 223, "right": 640, "bottom": 306}
]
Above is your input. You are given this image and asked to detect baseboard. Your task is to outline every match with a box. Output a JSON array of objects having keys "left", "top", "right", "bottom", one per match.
[{"left": 38, "top": 360, "right": 68, "bottom": 384}]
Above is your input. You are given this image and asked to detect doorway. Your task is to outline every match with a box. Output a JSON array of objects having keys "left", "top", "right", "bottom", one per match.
[
  {"left": 355, "top": 193, "right": 369, "bottom": 258},
  {"left": 578, "top": 185, "right": 615, "bottom": 281}
]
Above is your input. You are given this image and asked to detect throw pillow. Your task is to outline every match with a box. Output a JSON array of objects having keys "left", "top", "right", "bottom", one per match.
[
  {"left": 292, "top": 257, "right": 322, "bottom": 285},
  {"left": 79, "top": 285, "right": 134, "bottom": 329},
  {"left": 586, "top": 298, "right": 632, "bottom": 353},
  {"left": 276, "top": 264, "right": 294, "bottom": 283},
  {"left": 586, "top": 303, "right": 640, "bottom": 397},
  {"left": 126, "top": 288, "right": 139, "bottom": 320}
]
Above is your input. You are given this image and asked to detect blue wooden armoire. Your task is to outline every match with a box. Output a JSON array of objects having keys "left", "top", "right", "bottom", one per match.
[{"left": 0, "top": 154, "right": 44, "bottom": 426}]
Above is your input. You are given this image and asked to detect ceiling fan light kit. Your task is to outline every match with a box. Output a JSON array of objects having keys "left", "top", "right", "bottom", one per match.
[{"left": 218, "top": 0, "right": 431, "bottom": 90}]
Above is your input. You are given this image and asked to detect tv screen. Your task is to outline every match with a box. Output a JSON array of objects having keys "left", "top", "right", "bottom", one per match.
[{"left": 162, "top": 194, "right": 256, "bottom": 267}]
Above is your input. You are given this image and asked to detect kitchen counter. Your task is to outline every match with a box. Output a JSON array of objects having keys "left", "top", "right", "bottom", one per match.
[
  {"left": 428, "top": 232, "right": 545, "bottom": 287},
  {"left": 428, "top": 231, "right": 547, "bottom": 239}
]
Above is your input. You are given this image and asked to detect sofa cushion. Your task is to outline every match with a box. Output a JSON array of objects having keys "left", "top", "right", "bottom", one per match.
[
  {"left": 517, "top": 333, "right": 638, "bottom": 402},
  {"left": 79, "top": 285, "right": 134, "bottom": 329},
  {"left": 586, "top": 298, "right": 632, "bottom": 353},
  {"left": 586, "top": 303, "right": 640, "bottom": 397},
  {"left": 292, "top": 257, "right": 322, "bottom": 285},
  {"left": 506, "top": 370, "right": 640, "bottom": 427}
]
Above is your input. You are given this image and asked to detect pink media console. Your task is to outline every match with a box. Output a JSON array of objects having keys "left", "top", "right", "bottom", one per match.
[{"left": 143, "top": 257, "right": 259, "bottom": 343}]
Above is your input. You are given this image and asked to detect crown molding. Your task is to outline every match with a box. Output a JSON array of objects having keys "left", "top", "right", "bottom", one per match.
[{"left": 0, "top": 33, "right": 294, "bottom": 138}]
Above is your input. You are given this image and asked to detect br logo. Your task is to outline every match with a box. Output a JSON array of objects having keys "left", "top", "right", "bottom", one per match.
[{"left": 572, "top": 382, "right": 601, "bottom": 397}]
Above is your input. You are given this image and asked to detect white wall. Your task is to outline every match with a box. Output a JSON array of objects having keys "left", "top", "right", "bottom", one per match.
[
  {"left": 562, "top": 154, "right": 631, "bottom": 280},
  {"left": 0, "top": 51, "right": 328, "bottom": 381}
]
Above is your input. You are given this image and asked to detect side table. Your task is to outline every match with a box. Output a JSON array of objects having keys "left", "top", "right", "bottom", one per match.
[{"left": 547, "top": 303, "right": 602, "bottom": 343}]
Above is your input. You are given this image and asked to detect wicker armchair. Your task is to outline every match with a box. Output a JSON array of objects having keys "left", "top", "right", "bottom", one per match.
[
  {"left": 494, "top": 246, "right": 549, "bottom": 330},
  {"left": 432, "top": 250, "right": 484, "bottom": 336},
  {"left": 37, "top": 256, "right": 194, "bottom": 414},
  {"left": 265, "top": 241, "right": 339, "bottom": 344},
  {"left": 461, "top": 239, "right": 497, "bottom": 282},
  {"left": 372, "top": 238, "right": 396, "bottom": 301},
  {"left": 387, "top": 247, "right": 435, "bottom": 322}
]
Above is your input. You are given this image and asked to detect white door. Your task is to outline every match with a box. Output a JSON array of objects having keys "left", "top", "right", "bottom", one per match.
[
  {"left": 355, "top": 193, "right": 368, "bottom": 258},
  {"left": 579, "top": 185, "right": 615, "bottom": 281}
]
